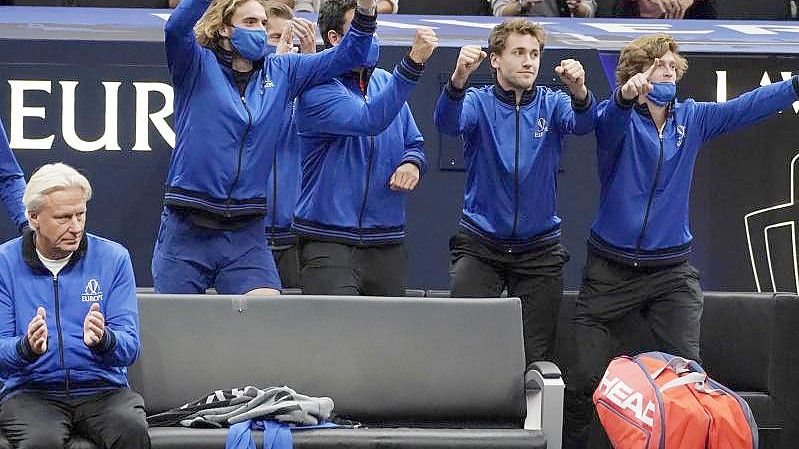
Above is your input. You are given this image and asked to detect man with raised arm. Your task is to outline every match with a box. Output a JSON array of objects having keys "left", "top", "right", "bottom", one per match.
[
  {"left": 293, "top": 0, "right": 436, "bottom": 295},
  {"left": 434, "top": 19, "right": 596, "bottom": 367},
  {"left": 152, "top": 0, "right": 377, "bottom": 295},
  {"left": 565, "top": 33, "right": 799, "bottom": 449}
]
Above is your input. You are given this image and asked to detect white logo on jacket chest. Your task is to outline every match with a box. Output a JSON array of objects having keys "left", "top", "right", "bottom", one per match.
[
  {"left": 81, "top": 278, "right": 103, "bottom": 302},
  {"left": 262, "top": 75, "right": 275, "bottom": 90},
  {"left": 676, "top": 125, "right": 687, "bottom": 147},
  {"left": 534, "top": 118, "right": 549, "bottom": 138}
]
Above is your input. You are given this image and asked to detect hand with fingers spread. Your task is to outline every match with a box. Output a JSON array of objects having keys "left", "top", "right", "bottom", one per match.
[
  {"left": 27, "top": 307, "right": 47, "bottom": 355},
  {"left": 83, "top": 303, "right": 105, "bottom": 348},
  {"left": 451, "top": 45, "right": 487, "bottom": 89},
  {"left": 292, "top": 18, "right": 317, "bottom": 55},
  {"left": 621, "top": 58, "right": 661, "bottom": 101},
  {"left": 555, "top": 59, "right": 588, "bottom": 101},
  {"left": 408, "top": 27, "right": 439, "bottom": 65},
  {"left": 275, "top": 23, "right": 296, "bottom": 55},
  {"left": 389, "top": 163, "right": 420, "bottom": 192}
]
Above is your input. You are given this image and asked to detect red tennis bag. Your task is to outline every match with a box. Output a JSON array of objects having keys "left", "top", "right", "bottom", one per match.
[{"left": 593, "top": 351, "right": 758, "bottom": 449}]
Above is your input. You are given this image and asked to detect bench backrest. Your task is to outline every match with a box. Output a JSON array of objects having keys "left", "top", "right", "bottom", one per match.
[{"left": 129, "top": 294, "right": 527, "bottom": 425}]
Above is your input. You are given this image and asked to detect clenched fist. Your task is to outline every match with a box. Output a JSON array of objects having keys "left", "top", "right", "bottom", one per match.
[
  {"left": 408, "top": 27, "right": 439, "bottom": 65},
  {"left": 451, "top": 45, "right": 487, "bottom": 89},
  {"left": 554, "top": 59, "right": 588, "bottom": 101}
]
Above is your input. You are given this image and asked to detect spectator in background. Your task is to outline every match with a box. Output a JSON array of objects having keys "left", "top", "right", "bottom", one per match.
[
  {"left": 493, "top": 0, "right": 596, "bottom": 17},
  {"left": 295, "top": 0, "right": 397, "bottom": 14},
  {"left": 611, "top": 0, "right": 716, "bottom": 19}
]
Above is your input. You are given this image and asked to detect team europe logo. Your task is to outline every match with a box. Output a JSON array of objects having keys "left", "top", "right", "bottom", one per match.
[
  {"left": 534, "top": 118, "right": 549, "bottom": 138},
  {"left": 81, "top": 278, "right": 104, "bottom": 302}
]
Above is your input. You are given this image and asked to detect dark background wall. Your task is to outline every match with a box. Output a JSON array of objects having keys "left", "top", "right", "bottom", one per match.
[{"left": 0, "top": 33, "right": 797, "bottom": 292}]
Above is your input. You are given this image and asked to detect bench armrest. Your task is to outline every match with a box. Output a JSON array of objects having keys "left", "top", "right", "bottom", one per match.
[{"left": 525, "top": 361, "right": 564, "bottom": 449}]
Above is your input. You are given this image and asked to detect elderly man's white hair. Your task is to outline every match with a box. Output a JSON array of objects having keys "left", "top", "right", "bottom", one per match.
[{"left": 23, "top": 163, "right": 92, "bottom": 218}]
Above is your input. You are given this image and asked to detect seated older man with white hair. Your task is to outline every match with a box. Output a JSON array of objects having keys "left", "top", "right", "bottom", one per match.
[{"left": 0, "top": 163, "right": 149, "bottom": 449}]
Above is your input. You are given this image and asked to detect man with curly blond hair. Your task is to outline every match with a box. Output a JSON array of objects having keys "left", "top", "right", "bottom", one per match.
[
  {"left": 153, "top": 0, "right": 377, "bottom": 295},
  {"left": 435, "top": 19, "right": 596, "bottom": 367},
  {"left": 564, "top": 33, "right": 799, "bottom": 449}
]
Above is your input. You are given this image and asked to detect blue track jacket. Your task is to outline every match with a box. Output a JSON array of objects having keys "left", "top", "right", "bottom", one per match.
[
  {"left": 435, "top": 81, "right": 596, "bottom": 251},
  {"left": 0, "top": 231, "right": 140, "bottom": 399},
  {"left": 163, "top": 0, "right": 376, "bottom": 218},
  {"left": 0, "top": 122, "right": 27, "bottom": 232},
  {"left": 265, "top": 101, "right": 300, "bottom": 246},
  {"left": 590, "top": 77, "right": 799, "bottom": 266},
  {"left": 293, "top": 57, "right": 427, "bottom": 245}
]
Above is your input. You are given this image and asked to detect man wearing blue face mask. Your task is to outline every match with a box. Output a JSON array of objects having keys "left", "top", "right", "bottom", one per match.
[
  {"left": 564, "top": 33, "right": 799, "bottom": 449},
  {"left": 153, "top": 0, "right": 377, "bottom": 295},
  {"left": 293, "top": 0, "right": 437, "bottom": 296}
]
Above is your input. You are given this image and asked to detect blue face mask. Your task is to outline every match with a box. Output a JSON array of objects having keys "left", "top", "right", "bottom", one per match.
[
  {"left": 647, "top": 82, "right": 676, "bottom": 107},
  {"left": 230, "top": 26, "right": 267, "bottom": 61}
]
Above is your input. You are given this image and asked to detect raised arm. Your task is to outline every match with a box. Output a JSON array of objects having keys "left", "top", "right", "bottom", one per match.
[
  {"left": 695, "top": 76, "right": 799, "bottom": 142},
  {"left": 596, "top": 59, "right": 660, "bottom": 155},
  {"left": 553, "top": 58, "right": 596, "bottom": 136},
  {"left": 280, "top": 0, "right": 379, "bottom": 98},
  {"left": 164, "top": 0, "right": 210, "bottom": 84},
  {"left": 296, "top": 28, "right": 437, "bottom": 136},
  {"left": 433, "top": 45, "right": 486, "bottom": 136}
]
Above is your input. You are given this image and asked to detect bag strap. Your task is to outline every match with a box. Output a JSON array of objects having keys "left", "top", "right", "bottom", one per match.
[
  {"left": 650, "top": 355, "right": 695, "bottom": 379},
  {"left": 659, "top": 372, "right": 707, "bottom": 393}
]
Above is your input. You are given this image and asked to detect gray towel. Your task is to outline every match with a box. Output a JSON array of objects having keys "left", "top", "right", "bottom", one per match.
[{"left": 178, "top": 386, "right": 334, "bottom": 428}]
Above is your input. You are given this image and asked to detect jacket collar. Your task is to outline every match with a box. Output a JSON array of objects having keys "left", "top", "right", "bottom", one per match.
[
  {"left": 341, "top": 67, "right": 375, "bottom": 93},
  {"left": 22, "top": 228, "right": 88, "bottom": 275},
  {"left": 635, "top": 100, "right": 674, "bottom": 118},
  {"left": 493, "top": 83, "right": 537, "bottom": 107},
  {"left": 214, "top": 46, "right": 264, "bottom": 72}
]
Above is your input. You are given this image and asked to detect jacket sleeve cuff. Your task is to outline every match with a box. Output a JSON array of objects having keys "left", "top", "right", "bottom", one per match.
[
  {"left": 400, "top": 156, "right": 426, "bottom": 176},
  {"left": 16, "top": 335, "right": 41, "bottom": 363},
  {"left": 572, "top": 90, "right": 594, "bottom": 112},
  {"left": 614, "top": 88, "right": 635, "bottom": 109},
  {"left": 90, "top": 328, "right": 116, "bottom": 355},
  {"left": 351, "top": 9, "right": 378, "bottom": 35},
  {"left": 396, "top": 54, "right": 425, "bottom": 82},
  {"left": 445, "top": 80, "right": 467, "bottom": 101}
]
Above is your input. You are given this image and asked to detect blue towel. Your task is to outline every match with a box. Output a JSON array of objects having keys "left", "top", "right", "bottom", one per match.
[{"left": 226, "top": 420, "right": 292, "bottom": 449}]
